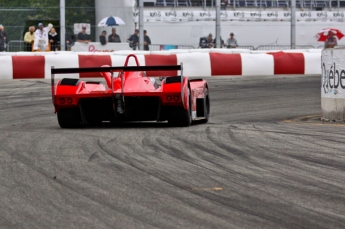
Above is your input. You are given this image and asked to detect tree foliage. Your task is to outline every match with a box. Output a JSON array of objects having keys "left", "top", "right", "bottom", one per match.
[{"left": 0, "top": 0, "right": 95, "bottom": 42}]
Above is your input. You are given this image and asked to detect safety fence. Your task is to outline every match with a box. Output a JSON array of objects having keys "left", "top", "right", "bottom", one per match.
[
  {"left": 5, "top": 41, "right": 328, "bottom": 52},
  {"left": 7, "top": 41, "right": 25, "bottom": 52},
  {"left": 236, "top": 45, "right": 255, "bottom": 50},
  {"left": 256, "top": 45, "right": 316, "bottom": 50},
  {"left": 149, "top": 44, "right": 196, "bottom": 50},
  {"left": 144, "top": 0, "right": 345, "bottom": 9},
  {"left": 6, "top": 40, "right": 74, "bottom": 52}
]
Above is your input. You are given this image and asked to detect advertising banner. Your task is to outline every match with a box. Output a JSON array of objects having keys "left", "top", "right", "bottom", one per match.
[
  {"left": 321, "top": 49, "right": 345, "bottom": 98},
  {"left": 71, "top": 42, "right": 132, "bottom": 52},
  {"left": 134, "top": 10, "right": 345, "bottom": 23}
]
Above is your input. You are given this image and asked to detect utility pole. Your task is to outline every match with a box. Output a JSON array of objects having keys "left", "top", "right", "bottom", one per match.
[
  {"left": 215, "top": 0, "right": 221, "bottom": 48},
  {"left": 139, "top": 0, "right": 144, "bottom": 51},
  {"left": 60, "top": 0, "right": 65, "bottom": 51},
  {"left": 291, "top": 0, "right": 296, "bottom": 49}
]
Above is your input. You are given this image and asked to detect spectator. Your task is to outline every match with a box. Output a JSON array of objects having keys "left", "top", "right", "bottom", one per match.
[
  {"left": 0, "top": 24, "right": 7, "bottom": 52},
  {"left": 221, "top": 0, "right": 228, "bottom": 9},
  {"left": 108, "top": 28, "right": 121, "bottom": 43},
  {"left": 24, "top": 26, "right": 35, "bottom": 52},
  {"left": 190, "top": 0, "right": 202, "bottom": 6},
  {"left": 143, "top": 30, "right": 151, "bottom": 51},
  {"left": 49, "top": 27, "right": 60, "bottom": 51},
  {"left": 324, "top": 31, "right": 337, "bottom": 48},
  {"left": 77, "top": 26, "right": 91, "bottom": 44},
  {"left": 34, "top": 22, "right": 53, "bottom": 51},
  {"left": 200, "top": 33, "right": 214, "bottom": 48},
  {"left": 226, "top": 32, "right": 238, "bottom": 48},
  {"left": 100, "top": 30, "right": 107, "bottom": 45},
  {"left": 127, "top": 29, "right": 139, "bottom": 50},
  {"left": 65, "top": 29, "right": 74, "bottom": 51}
]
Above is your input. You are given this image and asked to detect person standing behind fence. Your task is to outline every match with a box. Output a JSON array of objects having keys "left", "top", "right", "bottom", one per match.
[
  {"left": 324, "top": 31, "right": 337, "bottom": 48},
  {"left": 34, "top": 22, "right": 53, "bottom": 51},
  {"left": 108, "top": 28, "right": 121, "bottom": 43},
  {"left": 226, "top": 32, "right": 238, "bottom": 48},
  {"left": 49, "top": 27, "right": 60, "bottom": 51},
  {"left": 200, "top": 33, "right": 214, "bottom": 48},
  {"left": 100, "top": 31, "right": 107, "bottom": 45},
  {"left": 24, "top": 26, "right": 35, "bottom": 51},
  {"left": 127, "top": 29, "right": 139, "bottom": 50},
  {"left": 0, "top": 24, "right": 7, "bottom": 52},
  {"left": 77, "top": 26, "right": 91, "bottom": 44},
  {"left": 65, "top": 29, "right": 74, "bottom": 51},
  {"left": 143, "top": 30, "right": 151, "bottom": 51}
]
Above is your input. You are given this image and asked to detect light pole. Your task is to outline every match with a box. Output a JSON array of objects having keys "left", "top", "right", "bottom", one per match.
[
  {"left": 60, "top": 0, "right": 65, "bottom": 51},
  {"left": 215, "top": 0, "right": 221, "bottom": 48},
  {"left": 139, "top": 0, "right": 144, "bottom": 51},
  {"left": 291, "top": 0, "right": 296, "bottom": 49}
]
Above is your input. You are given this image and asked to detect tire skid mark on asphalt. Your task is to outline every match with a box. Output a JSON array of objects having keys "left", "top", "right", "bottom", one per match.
[
  {"left": 95, "top": 136, "right": 289, "bottom": 227},
  {"left": 97, "top": 133, "right": 221, "bottom": 191},
  {"left": 95, "top": 137, "right": 235, "bottom": 227},
  {"left": 0, "top": 133, "right": 57, "bottom": 200},
  {"left": 154, "top": 137, "right": 222, "bottom": 174},
  {"left": 235, "top": 125, "right": 340, "bottom": 224},
  {"left": 224, "top": 123, "right": 345, "bottom": 210},
  {"left": 227, "top": 122, "right": 345, "bottom": 177},
  {"left": 0, "top": 81, "right": 48, "bottom": 106},
  {"left": 3, "top": 76, "right": 345, "bottom": 228},
  {"left": 94, "top": 127, "right": 334, "bottom": 228},
  {"left": 1, "top": 133, "right": 159, "bottom": 228}
]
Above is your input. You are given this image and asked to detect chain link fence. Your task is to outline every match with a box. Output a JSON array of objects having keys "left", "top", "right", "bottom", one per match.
[
  {"left": 0, "top": 0, "right": 95, "bottom": 51},
  {"left": 256, "top": 45, "right": 316, "bottom": 50},
  {"left": 0, "top": 1, "right": 332, "bottom": 52},
  {"left": 149, "top": 44, "right": 195, "bottom": 50}
]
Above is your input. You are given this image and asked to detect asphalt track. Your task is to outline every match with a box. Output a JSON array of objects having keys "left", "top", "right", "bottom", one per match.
[{"left": 1, "top": 75, "right": 345, "bottom": 229}]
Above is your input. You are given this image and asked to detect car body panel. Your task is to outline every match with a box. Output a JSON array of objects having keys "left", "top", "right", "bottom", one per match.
[{"left": 51, "top": 54, "right": 209, "bottom": 127}]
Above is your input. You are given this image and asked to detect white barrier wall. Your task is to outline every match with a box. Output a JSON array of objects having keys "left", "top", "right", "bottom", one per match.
[
  {"left": 241, "top": 53, "right": 274, "bottom": 76},
  {"left": 0, "top": 56, "right": 13, "bottom": 80},
  {"left": 45, "top": 54, "right": 80, "bottom": 79},
  {"left": 321, "top": 48, "right": 345, "bottom": 121},
  {"left": 177, "top": 53, "right": 211, "bottom": 77},
  {"left": 0, "top": 49, "right": 322, "bottom": 79}
]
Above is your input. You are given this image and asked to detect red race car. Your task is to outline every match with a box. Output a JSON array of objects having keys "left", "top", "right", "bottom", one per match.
[{"left": 51, "top": 54, "right": 210, "bottom": 128}]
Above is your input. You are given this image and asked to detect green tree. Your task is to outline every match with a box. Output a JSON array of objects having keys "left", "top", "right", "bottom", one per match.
[{"left": 0, "top": 0, "right": 95, "bottom": 49}]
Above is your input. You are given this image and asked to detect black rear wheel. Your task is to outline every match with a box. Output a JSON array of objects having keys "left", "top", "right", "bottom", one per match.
[
  {"left": 199, "top": 89, "right": 210, "bottom": 124},
  {"left": 168, "top": 88, "right": 192, "bottom": 127},
  {"left": 57, "top": 108, "right": 81, "bottom": 128}
]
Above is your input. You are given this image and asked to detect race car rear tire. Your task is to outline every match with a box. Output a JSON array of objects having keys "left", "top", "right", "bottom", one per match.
[
  {"left": 57, "top": 108, "right": 81, "bottom": 128},
  {"left": 199, "top": 89, "right": 210, "bottom": 124},
  {"left": 168, "top": 88, "right": 192, "bottom": 127}
]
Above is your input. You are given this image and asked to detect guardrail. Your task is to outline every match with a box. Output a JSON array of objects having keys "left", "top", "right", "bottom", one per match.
[
  {"left": 149, "top": 44, "right": 196, "bottom": 51},
  {"left": 256, "top": 45, "right": 316, "bottom": 50},
  {"left": 7, "top": 40, "right": 26, "bottom": 52},
  {"left": 6, "top": 41, "right": 329, "bottom": 52},
  {"left": 237, "top": 45, "right": 256, "bottom": 50},
  {"left": 6, "top": 40, "right": 74, "bottom": 52}
]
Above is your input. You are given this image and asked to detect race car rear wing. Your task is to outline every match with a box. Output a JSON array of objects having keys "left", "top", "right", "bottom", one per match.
[
  {"left": 51, "top": 65, "right": 181, "bottom": 74},
  {"left": 51, "top": 64, "right": 185, "bottom": 107},
  {"left": 51, "top": 53, "right": 185, "bottom": 108}
]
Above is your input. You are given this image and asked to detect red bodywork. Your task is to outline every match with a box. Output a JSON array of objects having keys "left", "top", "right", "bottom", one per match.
[{"left": 51, "top": 54, "right": 210, "bottom": 128}]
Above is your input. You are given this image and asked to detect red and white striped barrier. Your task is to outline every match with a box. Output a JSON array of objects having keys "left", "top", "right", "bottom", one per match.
[{"left": 0, "top": 50, "right": 321, "bottom": 79}]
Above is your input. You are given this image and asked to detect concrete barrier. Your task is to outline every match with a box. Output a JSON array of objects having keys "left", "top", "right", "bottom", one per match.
[
  {"left": 45, "top": 54, "right": 79, "bottom": 79},
  {"left": 241, "top": 53, "right": 274, "bottom": 76},
  {"left": 0, "top": 49, "right": 322, "bottom": 79},
  {"left": 321, "top": 48, "right": 345, "bottom": 121},
  {"left": 0, "top": 56, "right": 13, "bottom": 80},
  {"left": 177, "top": 52, "right": 211, "bottom": 77}
]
